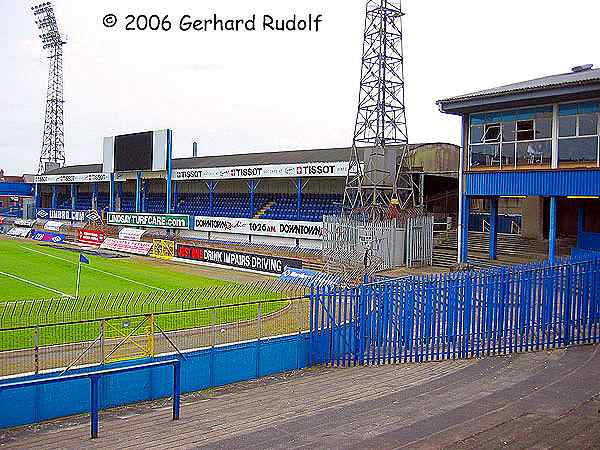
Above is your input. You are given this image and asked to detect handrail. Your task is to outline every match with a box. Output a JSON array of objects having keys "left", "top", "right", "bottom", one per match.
[{"left": 0, "top": 359, "right": 181, "bottom": 439}]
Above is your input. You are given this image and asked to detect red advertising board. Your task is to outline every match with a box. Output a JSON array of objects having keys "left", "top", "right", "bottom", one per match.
[{"left": 77, "top": 229, "right": 106, "bottom": 247}]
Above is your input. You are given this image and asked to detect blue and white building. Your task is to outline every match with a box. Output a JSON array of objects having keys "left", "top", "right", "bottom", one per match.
[{"left": 438, "top": 65, "right": 600, "bottom": 262}]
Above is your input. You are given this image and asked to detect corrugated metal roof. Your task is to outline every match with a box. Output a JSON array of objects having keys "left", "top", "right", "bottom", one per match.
[
  {"left": 439, "top": 68, "right": 600, "bottom": 105},
  {"left": 45, "top": 143, "right": 457, "bottom": 175}
]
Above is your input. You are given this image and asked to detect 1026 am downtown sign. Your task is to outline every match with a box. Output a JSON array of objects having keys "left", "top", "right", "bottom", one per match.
[{"left": 194, "top": 216, "right": 323, "bottom": 240}]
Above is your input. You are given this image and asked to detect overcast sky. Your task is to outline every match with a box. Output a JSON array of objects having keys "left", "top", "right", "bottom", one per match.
[{"left": 1, "top": 0, "right": 599, "bottom": 175}]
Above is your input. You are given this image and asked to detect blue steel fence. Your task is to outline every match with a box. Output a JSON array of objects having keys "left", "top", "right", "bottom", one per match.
[{"left": 309, "top": 256, "right": 600, "bottom": 366}]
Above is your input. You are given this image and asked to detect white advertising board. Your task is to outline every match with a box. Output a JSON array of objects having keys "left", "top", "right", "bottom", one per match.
[
  {"left": 44, "top": 221, "right": 64, "bottom": 231},
  {"left": 100, "top": 238, "right": 153, "bottom": 256},
  {"left": 194, "top": 216, "right": 324, "bottom": 240},
  {"left": 118, "top": 228, "right": 147, "bottom": 241},
  {"left": 33, "top": 173, "right": 110, "bottom": 184},
  {"left": 174, "top": 161, "right": 349, "bottom": 181},
  {"left": 7, "top": 227, "right": 32, "bottom": 238}
]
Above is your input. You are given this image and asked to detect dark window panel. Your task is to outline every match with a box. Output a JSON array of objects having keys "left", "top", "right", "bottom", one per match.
[
  {"left": 578, "top": 113, "right": 598, "bottom": 136},
  {"left": 559, "top": 116, "right": 577, "bottom": 137},
  {"left": 516, "top": 140, "right": 552, "bottom": 166},
  {"left": 558, "top": 136, "right": 598, "bottom": 163}
]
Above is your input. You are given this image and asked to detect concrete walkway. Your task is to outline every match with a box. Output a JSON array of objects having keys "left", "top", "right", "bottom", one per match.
[{"left": 1, "top": 345, "right": 599, "bottom": 449}]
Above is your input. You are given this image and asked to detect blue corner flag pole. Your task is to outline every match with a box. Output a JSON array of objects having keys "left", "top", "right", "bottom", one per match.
[{"left": 76, "top": 254, "right": 89, "bottom": 298}]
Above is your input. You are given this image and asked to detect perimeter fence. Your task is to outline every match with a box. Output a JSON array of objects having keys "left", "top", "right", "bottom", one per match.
[
  {"left": 0, "top": 282, "right": 309, "bottom": 378},
  {"left": 310, "top": 254, "right": 600, "bottom": 366}
]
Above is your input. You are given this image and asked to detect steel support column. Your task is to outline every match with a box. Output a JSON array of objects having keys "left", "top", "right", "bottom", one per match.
[
  {"left": 34, "top": 183, "right": 40, "bottom": 210},
  {"left": 92, "top": 183, "right": 98, "bottom": 211},
  {"left": 135, "top": 172, "right": 142, "bottom": 213},
  {"left": 208, "top": 180, "right": 216, "bottom": 216},
  {"left": 577, "top": 203, "right": 585, "bottom": 248},
  {"left": 248, "top": 179, "right": 258, "bottom": 219},
  {"left": 489, "top": 197, "right": 499, "bottom": 260},
  {"left": 116, "top": 181, "right": 122, "bottom": 212},
  {"left": 460, "top": 195, "right": 470, "bottom": 263},
  {"left": 549, "top": 196, "right": 558, "bottom": 262},
  {"left": 51, "top": 184, "right": 58, "bottom": 209},
  {"left": 166, "top": 129, "right": 173, "bottom": 213},
  {"left": 70, "top": 184, "right": 77, "bottom": 210},
  {"left": 296, "top": 178, "right": 302, "bottom": 221},
  {"left": 172, "top": 181, "right": 178, "bottom": 213},
  {"left": 109, "top": 174, "right": 115, "bottom": 212}
]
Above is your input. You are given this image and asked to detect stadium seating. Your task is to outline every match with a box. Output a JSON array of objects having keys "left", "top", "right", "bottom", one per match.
[
  {"left": 176, "top": 193, "right": 342, "bottom": 222},
  {"left": 53, "top": 191, "right": 342, "bottom": 222}
]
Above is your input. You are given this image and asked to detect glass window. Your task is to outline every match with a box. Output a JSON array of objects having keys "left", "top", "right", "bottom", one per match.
[
  {"left": 517, "top": 141, "right": 552, "bottom": 166},
  {"left": 470, "top": 144, "right": 500, "bottom": 167},
  {"left": 558, "top": 136, "right": 598, "bottom": 164},
  {"left": 579, "top": 113, "right": 598, "bottom": 136},
  {"left": 470, "top": 126, "right": 483, "bottom": 144},
  {"left": 559, "top": 116, "right": 577, "bottom": 137},
  {"left": 502, "top": 121, "right": 516, "bottom": 142},
  {"left": 501, "top": 143, "right": 515, "bottom": 168},
  {"left": 483, "top": 123, "right": 501, "bottom": 143},
  {"left": 516, "top": 120, "right": 534, "bottom": 141},
  {"left": 535, "top": 117, "right": 552, "bottom": 139}
]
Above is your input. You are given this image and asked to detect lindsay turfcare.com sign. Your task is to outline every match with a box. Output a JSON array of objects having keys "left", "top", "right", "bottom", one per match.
[{"left": 107, "top": 213, "right": 190, "bottom": 230}]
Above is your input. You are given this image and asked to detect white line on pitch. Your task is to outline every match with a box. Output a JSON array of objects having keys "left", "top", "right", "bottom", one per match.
[
  {"left": 0, "top": 270, "right": 74, "bottom": 298},
  {"left": 19, "top": 245, "right": 165, "bottom": 292}
]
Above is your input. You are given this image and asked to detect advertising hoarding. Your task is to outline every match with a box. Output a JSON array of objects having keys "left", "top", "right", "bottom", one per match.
[
  {"left": 193, "top": 216, "right": 323, "bottom": 240},
  {"left": 176, "top": 244, "right": 302, "bottom": 275},
  {"left": 100, "top": 238, "right": 153, "bottom": 256},
  {"left": 107, "top": 212, "right": 190, "bottom": 230}
]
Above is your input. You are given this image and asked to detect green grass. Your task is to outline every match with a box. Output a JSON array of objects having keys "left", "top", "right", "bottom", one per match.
[{"left": 0, "top": 237, "right": 289, "bottom": 351}]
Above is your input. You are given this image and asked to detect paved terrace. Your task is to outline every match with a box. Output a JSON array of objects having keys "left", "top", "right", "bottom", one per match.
[{"left": 1, "top": 345, "right": 599, "bottom": 449}]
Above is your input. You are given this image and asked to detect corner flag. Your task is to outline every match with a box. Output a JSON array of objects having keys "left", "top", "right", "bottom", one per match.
[{"left": 76, "top": 253, "right": 89, "bottom": 297}]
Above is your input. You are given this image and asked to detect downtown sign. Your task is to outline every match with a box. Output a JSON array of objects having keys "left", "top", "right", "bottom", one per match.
[{"left": 193, "top": 216, "right": 324, "bottom": 240}]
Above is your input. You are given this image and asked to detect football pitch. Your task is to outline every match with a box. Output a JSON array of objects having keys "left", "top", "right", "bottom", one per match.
[
  {"left": 0, "top": 237, "right": 289, "bottom": 350},
  {"left": 0, "top": 237, "right": 237, "bottom": 302}
]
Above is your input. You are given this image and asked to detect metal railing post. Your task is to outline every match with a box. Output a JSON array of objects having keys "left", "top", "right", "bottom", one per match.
[
  {"left": 90, "top": 376, "right": 99, "bottom": 439},
  {"left": 173, "top": 360, "right": 181, "bottom": 420},
  {"left": 34, "top": 326, "right": 39, "bottom": 375},
  {"left": 100, "top": 320, "right": 105, "bottom": 365},
  {"left": 256, "top": 302, "right": 262, "bottom": 378},
  {"left": 210, "top": 307, "right": 216, "bottom": 387}
]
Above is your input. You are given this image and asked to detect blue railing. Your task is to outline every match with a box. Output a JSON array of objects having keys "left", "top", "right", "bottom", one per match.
[
  {"left": 310, "top": 255, "right": 600, "bottom": 366},
  {"left": 0, "top": 359, "right": 181, "bottom": 438}
]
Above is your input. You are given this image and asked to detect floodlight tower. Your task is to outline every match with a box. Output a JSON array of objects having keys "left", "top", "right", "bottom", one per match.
[
  {"left": 343, "top": 0, "right": 420, "bottom": 220},
  {"left": 30, "top": 1, "right": 67, "bottom": 174}
]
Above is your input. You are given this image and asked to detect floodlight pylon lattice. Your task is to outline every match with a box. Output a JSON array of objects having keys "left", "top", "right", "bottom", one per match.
[
  {"left": 343, "top": 0, "right": 421, "bottom": 221},
  {"left": 30, "top": 2, "right": 66, "bottom": 174}
]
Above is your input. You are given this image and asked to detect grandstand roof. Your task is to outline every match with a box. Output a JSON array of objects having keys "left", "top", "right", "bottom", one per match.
[{"left": 44, "top": 143, "right": 458, "bottom": 175}]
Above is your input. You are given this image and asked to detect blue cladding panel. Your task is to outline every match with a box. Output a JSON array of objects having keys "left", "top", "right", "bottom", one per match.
[
  {"left": 578, "top": 232, "right": 600, "bottom": 251},
  {"left": 465, "top": 169, "right": 600, "bottom": 196},
  {"left": 0, "top": 183, "right": 34, "bottom": 196}
]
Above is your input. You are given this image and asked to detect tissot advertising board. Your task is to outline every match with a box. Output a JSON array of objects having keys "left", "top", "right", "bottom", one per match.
[
  {"left": 33, "top": 173, "right": 110, "bottom": 184},
  {"left": 193, "top": 216, "right": 324, "bottom": 240},
  {"left": 173, "top": 161, "right": 349, "bottom": 181},
  {"left": 176, "top": 244, "right": 302, "bottom": 275},
  {"left": 107, "top": 212, "right": 190, "bottom": 230}
]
